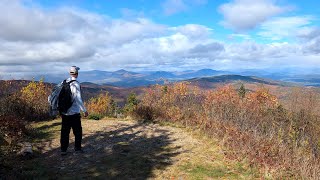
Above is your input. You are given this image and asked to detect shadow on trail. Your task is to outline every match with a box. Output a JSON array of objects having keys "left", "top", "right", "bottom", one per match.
[
  {"left": 27, "top": 122, "right": 61, "bottom": 142},
  {"left": 34, "top": 122, "right": 61, "bottom": 132},
  {"left": 40, "top": 122, "right": 181, "bottom": 179}
]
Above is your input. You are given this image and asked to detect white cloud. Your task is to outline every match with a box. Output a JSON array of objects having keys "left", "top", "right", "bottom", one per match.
[
  {"left": 218, "top": 0, "right": 289, "bottom": 32},
  {"left": 0, "top": 1, "right": 166, "bottom": 68},
  {"left": 170, "top": 24, "right": 212, "bottom": 39},
  {"left": 189, "top": 42, "right": 225, "bottom": 59},
  {"left": 303, "top": 36, "right": 320, "bottom": 54},
  {"left": 0, "top": 2, "right": 74, "bottom": 41},
  {"left": 1, "top": 0, "right": 320, "bottom": 78},
  {"left": 222, "top": 41, "right": 303, "bottom": 69},
  {"left": 258, "top": 16, "right": 315, "bottom": 40},
  {"left": 0, "top": 2, "right": 217, "bottom": 72},
  {"left": 294, "top": 26, "right": 320, "bottom": 54},
  {"left": 93, "top": 26, "right": 215, "bottom": 69},
  {"left": 228, "top": 34, "right": 252, "bottom": 41},
  {"left": 297, "top": 27, "right": 320, "bottom": 40}
]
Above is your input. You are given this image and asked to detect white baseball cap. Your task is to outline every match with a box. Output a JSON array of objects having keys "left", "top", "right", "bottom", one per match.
[{"left": 69, "top": 66, "right": 80, "bottom": 75}]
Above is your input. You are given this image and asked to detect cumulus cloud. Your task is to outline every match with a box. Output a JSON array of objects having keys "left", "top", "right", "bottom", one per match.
[
  {"left": 218, "top": 0, "right": 289, "bottom": 32},
  {"left": 0, "top": 0, "right": 166, "bottom": 68},
  {"left": 227, "top": 41, "right": 302, "bottom": 60},
  {"left": 297, "top": 27, "right": 320, "bottom": 40},
  {"left": 0, "top": 0, "right": 217, "bottom": 76},
  {"left": 0, "top": 1, "right": 90, "bottom": 42},
  {"left": 170, "top": 24, "right": 212, "bottom": 39},
  {"left": 258, "top": 16, "right": 315, "bottom": 40},
  {"left": 93, "top": 24, "right": 215, "bottom": 68},
  {"left": 1, "top": 0, "right": 320, "bottom": 79},
  {"left": 188, "top": 42, "right": 225, "bottom": 59},
  {"left": 307, "top": 38, "right": 320, "bottom": 54},
  {"left": 301, "top": 29, "right": 320, "bottom": 54}
]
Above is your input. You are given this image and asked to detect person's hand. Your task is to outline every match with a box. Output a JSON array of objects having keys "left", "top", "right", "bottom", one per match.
[{"left": 84, "top": 111, "right": 89, "bottom": 117}]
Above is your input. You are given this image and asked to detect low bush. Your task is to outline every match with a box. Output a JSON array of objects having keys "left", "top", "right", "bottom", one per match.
[
  {"left": 88, "top": 114, "right": 103, "bottom": 120},
  {"left": 85, "top": 92, "right": 116, "bottom": 118},
  {"left": 20, "top": 79, "right": 51, "bottom": 121},
  {"left": 133, "top": 82, "right": 320, "bottom": 178},
  {"left": 0, "top": 79, "right": 52, "bottom": 165},
  {"left": 132, "top": 105, "right": 158, "bottom": 122},
  {"left": 123, "top": 92, "right": 138, "bottom": 116}
]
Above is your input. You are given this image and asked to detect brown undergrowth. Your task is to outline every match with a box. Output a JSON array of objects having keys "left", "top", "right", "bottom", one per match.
[
  {"left": 0, "top": 80, "right": 52, "bottom": 176},
  {"left": 133, "top": 82, "right": 320, "bottom": 179}
]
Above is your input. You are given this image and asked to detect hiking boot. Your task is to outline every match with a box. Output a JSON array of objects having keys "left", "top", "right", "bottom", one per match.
[
  {"left": 74, "top": 149, "right": 84, "bottom": 154},
  {"left": 61, "top": 151, "right": 67, "bottom": 156}
]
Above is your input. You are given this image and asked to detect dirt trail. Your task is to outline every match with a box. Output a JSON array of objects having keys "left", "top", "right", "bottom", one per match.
[{"left": 31, "top": 118, "right": 258, "bottom": 179}]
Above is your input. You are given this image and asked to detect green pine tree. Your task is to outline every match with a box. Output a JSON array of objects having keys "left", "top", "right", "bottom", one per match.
[
  {"left": 238, "top": 83, "right": 246, "bottom": 98},
  {"left": 124, "top": 92, "right": 138, "bottom": 113}
]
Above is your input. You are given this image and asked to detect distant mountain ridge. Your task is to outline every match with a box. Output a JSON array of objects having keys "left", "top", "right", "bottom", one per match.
[
  {"left": 28, "top": 68, "right": 318, "bottom": 87},
  {"left": 35, "top": 68, "right": 227, "bottom": 87},
  {"left": 187, "top": 75, "right": 295, "bottom": 89},
  {"left": 190, "top": 75, "right": 279, "bottom": 85},
  {"left": 0, "top": 73, "right": 301, "bottom": 107}
]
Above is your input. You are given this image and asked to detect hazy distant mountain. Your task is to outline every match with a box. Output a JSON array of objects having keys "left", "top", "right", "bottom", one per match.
[
  {"left": 283, "top": 74, "right": 320, "bottom": 87},
  {"left": 38, "top": 68, "right": 227, "bottom": 87},
  {"left": 29, "top": 68, "right": 319, "bottom": 87},
  {"left": 177, "top": 68, "right": 225, "bottom": 78},
  {"left": 190, "top": 75, "right": 278, "bottom": 84},
  {"left": 80, "top": 70, "right": 113, "bottom": 82},
  {"left": 113, "top": 69, "right": 141, "bottom": 77},
  {"left": 188, "top": 75, "right": 294, "bottom": 89},
  {"left": 147, "top": 71, "right": 176, "bottom": 79}
]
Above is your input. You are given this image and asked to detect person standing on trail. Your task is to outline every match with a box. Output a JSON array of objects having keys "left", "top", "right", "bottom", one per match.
[{"left": 60, "top": 66, "right": 89, "bottom": 156}]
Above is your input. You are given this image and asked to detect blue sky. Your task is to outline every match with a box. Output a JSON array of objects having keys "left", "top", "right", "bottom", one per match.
[{"left": 0, "top": 0, "right": 320, "bottom": 78}]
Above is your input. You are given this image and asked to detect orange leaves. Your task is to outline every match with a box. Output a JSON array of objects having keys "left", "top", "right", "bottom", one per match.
[
  {"left": 0, "top": 79, "right": 52, "bottom": 146},
  {"left": 138, "top": 82, "right": 200, "bottom": 123},
  {"left": 19, "top": 79, "right": 51, "bottom": 120},
  {"left": 203, "top": 85, "right": 239, "bottom": 108},
  {"left": 201, "top": 85, "right": 280, "bottom": 124},
  {"left": 85, "top": 92, "right": 113, "bottom": 116},
  {"left": 139, "top": 83, "right": 281, "bottom": 125},
  {"left": 172, "top": 82, "right": 189, "bottom": 96},
  {"left": 247, "top": 88, "right": 278, "bottom": 108},
  {"left": 20, "top": 79, "right": 50, "bottom": 112},
  {"left": 139, "top": 83, "right": 282, "bottom": 124},
  {"left": 135, "top": 83, "right": 320, "bottom": 177}
]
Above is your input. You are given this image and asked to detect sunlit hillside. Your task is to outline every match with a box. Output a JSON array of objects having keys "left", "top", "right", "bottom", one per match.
[{"left": 1, "top": 77, "right": 320, "bottom": 178}]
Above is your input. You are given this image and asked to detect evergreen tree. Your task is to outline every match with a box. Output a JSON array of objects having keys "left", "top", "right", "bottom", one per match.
[
  {"left": 162, "top": 85, "right": 168, "bottom": 94},
  {"left": 238, "top": 83, "right": 246, "bottom": 98},
  {"left": 124, "top": 92, "right": 138, "bottom": 113}
]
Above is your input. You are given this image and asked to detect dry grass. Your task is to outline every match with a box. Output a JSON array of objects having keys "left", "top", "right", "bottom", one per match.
[
  {"left": 0, "top": 118, "right": 262, "bottom": 179},
  {"left": 134, "top": 82, "right": 320, "bottom": 179}
]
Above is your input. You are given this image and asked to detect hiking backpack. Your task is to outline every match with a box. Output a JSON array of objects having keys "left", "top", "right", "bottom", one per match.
[{"left": 48, "top": 80, "right": 76, "bottom": 116}]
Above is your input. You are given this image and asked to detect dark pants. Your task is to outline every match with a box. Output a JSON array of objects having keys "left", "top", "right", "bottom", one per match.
[{"left": 60, "top": 113, "right": 82, "bottom": 152}]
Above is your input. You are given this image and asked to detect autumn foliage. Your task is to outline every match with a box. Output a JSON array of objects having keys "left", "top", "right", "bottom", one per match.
[
  {"left": 1, "top": 78, "right": 320, "bottom": 178},
  {"left": 134, "top": 82, "right": 320, "bottom": 179},
  {"left": 20, "top": 79, "right": 51, "bottom": 121},
  {"left": 0, "top": 80, "right": 51, "bottom": 139},
  {"left": 85, "top": 92, "right": 116, "bottom": 119}
]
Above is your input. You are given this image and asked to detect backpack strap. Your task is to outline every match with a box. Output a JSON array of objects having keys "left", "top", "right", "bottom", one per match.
[
  {"left": 67, "top": 80, "right": 77, "bottom": 84},
  {"left": 67, "top": 80, "right": 79, "bottom": 92}
]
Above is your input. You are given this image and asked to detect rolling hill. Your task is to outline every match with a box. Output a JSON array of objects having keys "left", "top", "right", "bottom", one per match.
[
  {"left": 32, "top": 69, "right": 227, "bottom": 87},
  {"left": 0, "top": 74, "right": 304, "bottom": 107},
  {"left": 187, "top": 75, "right": 294, "bottom": 89},
  {"left": 7, "top": 68, "right": 320, "bottom": 88}
]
